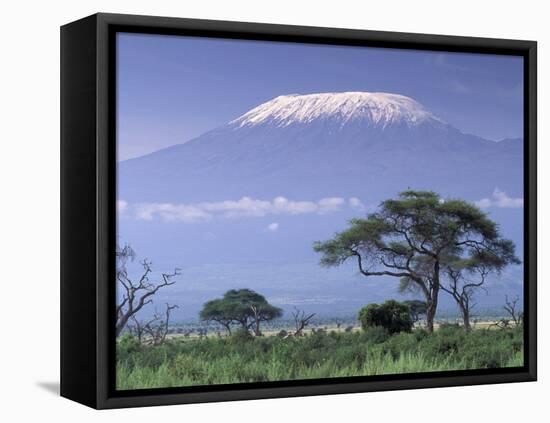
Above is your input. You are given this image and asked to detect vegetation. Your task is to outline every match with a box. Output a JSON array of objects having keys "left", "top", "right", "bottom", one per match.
[
  {"left": 115, "top": 191, "right": 524, "bottom": 390},
  {"left": 493, "top": 295, "right": 524, "bottom": 329},
  {"left": 200, "top": 289, "right": 283, "bottom": 336},
  {"left": 116, "top": 324, "right": 523, "bottom": 389},
  {"left": 403, "top": 300, "right": 427, "bottom": 324},
  {"left": 358, "top": 300, "right": 413, "bottom": 334},
  {"left": 313, "top": 190, "right": 519, "bottom": 332}
]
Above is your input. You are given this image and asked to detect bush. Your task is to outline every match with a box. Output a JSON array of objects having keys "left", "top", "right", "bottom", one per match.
[
  {"left": 358, "top": 300, "right": 413, "bottom": 334},
  {"left": 117, "top": 334, "right": 142, "bottom": 359},
  {"left": 173, "top": 354, "right": 206, "bottom": 380},
  {"left": 421, "top": 325, "right": 466, "bottom": 359},
  {"left": 359, "top": 326, "right": 390, "bottom": 344},
  {"left": 413, "top": 328, "right": 429, "bottom": 342},
  {"left": 381, "top": 332, "right": 420, "bottom": 359},
  {"left": 230, "top": 328, "right": 254, "bottom": 343}
]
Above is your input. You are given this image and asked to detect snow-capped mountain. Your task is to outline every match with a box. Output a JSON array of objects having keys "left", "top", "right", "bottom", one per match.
[
  {"left": 229, "top": 92, "right": 445, "bottom": 129},
  {"left": 119, "top": 91, "right": 522, "bottom": 204}
]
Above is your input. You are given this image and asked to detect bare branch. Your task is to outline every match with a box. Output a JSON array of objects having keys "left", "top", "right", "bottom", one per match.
[
  {"left": 115, "top": 245, "right": 180, "bottom": 336},
  {"left": 503, "top": 295, "right": 523, "bottom": 326},
  {"left": 292, "top": 307, "right": 316, "bottom": 336}
]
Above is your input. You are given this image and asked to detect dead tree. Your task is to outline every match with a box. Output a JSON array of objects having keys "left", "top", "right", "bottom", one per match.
[
  {"left": 127, "top": 315, "right": 147, "bottom": 343},
  {"left": 142, "top": 304, "right": 178, "bottom": 346},
  {"left": 291, "top": 307, "right": 315, "bottom": 336},
  {"left": 116, "top": 244, "right": 180, "bottom": 336},
  {"left": 503, "top": 295, "right": 523, "bottom": 326}
]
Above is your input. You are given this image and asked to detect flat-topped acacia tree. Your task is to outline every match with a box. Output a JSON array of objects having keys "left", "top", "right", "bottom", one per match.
[
  {"left": 314, "top": 190, "right": 518, "bottom": 333},
  {"left": 200, "top": 289, "right": 282, "bottom": 336}
]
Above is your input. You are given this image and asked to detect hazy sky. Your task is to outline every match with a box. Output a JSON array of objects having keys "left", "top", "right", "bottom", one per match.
[{"left": 117, "top": 32, "right": 524, "bottom": 160}]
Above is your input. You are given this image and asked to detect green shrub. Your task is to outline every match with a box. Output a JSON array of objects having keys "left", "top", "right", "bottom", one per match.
[
  {"left": 359, "top": 326, "right": 390, "bottom": 344},
  {"left": 358, "top": 300, "right": 413, "bottom": 334},
  {"left": 413, "top": 328, "right": 429, "bottom": 342},
  {"left": 230, "top": 328, "right": 254, "bottom": 343},
  {"left": 381, "top": 332, "right": 420, "bottom": 359},
  {"left": 117, "top": 334, "right": 142, "bottom": 359},
  {"left": 173, "top": 354, "right": 206, "bottom": 380}
]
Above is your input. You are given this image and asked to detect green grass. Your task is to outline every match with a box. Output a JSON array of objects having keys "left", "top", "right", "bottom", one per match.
[{"left": 116, "top": 325, "right": 524, "bottom": 390}]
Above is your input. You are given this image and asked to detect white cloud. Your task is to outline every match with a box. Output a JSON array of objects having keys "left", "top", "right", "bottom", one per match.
[
  {"left": 267, "top": 222, "right": 279, "bottom": 232},
  {"left": 348, "top": 197, "right": 366, "bottom": 210},
  {"left": 128, "top": 195, "right": 367, "bottom": 223},
  {"left": 475, "top": 198, "right": 491, "bottom": 209},
  {"left": 317, "top": 197, "right": 346, "bottom": 214},
  {"left": 475, "top": 189, "right": 523, "bottom": 209},
  {"left": 134, "top": 202, "right": 211, "bottom": 223},
  {"left": 117, "top": 200, "right": 128, "bottom": 212}
]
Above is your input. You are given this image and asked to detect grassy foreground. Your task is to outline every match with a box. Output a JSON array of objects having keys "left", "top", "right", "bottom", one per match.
[{"left": 116, "top": 325, "right": 523, "bottom": 390}]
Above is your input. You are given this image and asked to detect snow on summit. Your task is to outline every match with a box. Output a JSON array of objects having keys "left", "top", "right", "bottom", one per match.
[{"left": 230, "top": 92, "right": 444, "bottom": 129}]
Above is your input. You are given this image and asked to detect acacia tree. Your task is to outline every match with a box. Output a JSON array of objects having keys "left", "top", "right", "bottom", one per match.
[
  {"left": 440, "top": 240, "right": 519, "bottom": 330},
  {"left": 199, "top": 298, "right": 236, "bottom": 335},
  {"left": 440, "top": 263, "right": 487, "bottom": 331},
  {"left": 200, "top": 289, "right": 282, "bottom": 335},
  {"left": 403, "top": 300, "right": 427, "bottom": 325},
  {"left": 116, "top": 244, "right": 180, "bottom": 336},
  {"left": 314, "top": 191, "right": 518, "bottom": 333},
  {"left": 249, "top": 303, "right": 283, "bottom": 336}
]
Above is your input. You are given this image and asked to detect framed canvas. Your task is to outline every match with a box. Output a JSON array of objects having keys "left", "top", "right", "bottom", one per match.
[{"left": 60, "top": 13, "right": 537, "bottom": 409}]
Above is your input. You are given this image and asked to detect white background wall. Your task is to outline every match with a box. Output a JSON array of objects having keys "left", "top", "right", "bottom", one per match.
[{"left": 1, "top": 0, "right": 546, "bottom": 420}]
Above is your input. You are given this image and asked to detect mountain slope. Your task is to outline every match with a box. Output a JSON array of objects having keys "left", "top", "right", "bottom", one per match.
[{"left": 119, "top": 92, "right": 523, "bottom": 204}]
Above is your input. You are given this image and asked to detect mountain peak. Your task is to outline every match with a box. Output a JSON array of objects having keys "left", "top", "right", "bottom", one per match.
[{"left": 229, "top": 92, "right": 444, "bottom": 129}]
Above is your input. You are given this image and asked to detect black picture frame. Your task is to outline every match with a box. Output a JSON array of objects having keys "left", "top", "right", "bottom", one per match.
[{"left": 60, "top": 12, "right": 537, "bottom": 409}]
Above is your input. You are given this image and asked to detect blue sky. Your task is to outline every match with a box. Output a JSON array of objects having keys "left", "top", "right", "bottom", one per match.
[{"left": 117, "top": 32, "right": 524, "bottom": 160}]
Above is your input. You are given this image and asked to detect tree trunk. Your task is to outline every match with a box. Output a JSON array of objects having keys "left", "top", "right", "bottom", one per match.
[
  {"left": 426, "top": 300, "right": 436, "bottom": 333},
  {"left": 426, "top": 262, "right": 441, "bottom": 333},
  {"left": 460, "top": 304, "right": 471, "bottom": 331},
  {"left": 116, "top": 314, "right": 131, "bottom": 337},
  {"left": 224, "top": 323, "right": 232, "bottom": 335},
  {"left": 425, "top": 289, "right": 440, "bottom": 334},
  {"left": 254, "top": 319, "right": 261, "bottom": 336},
  {"left": 239, "top": 318, "right": 249, "bottom": 331}
]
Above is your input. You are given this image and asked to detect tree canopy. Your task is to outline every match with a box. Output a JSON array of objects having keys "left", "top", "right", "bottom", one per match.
[
  {"left": 403, "top": 300, "right": 427, "bottom": 324},
  {"left": 314, "top": 190, "right": 519, "bottom": 332},
  {"left": 200, "top": 289, "right": 282, "bottom": 335}
]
